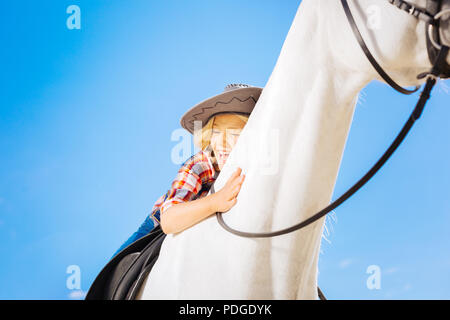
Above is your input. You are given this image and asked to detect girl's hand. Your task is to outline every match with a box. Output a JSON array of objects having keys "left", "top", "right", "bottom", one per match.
[{"left": 210, "top": 167, "right": 246, "bottom": 213}]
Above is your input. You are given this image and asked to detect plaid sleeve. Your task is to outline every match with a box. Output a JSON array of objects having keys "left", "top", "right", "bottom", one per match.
[{"left": 159, "top": 167, "right": 203, "bottom": 216}]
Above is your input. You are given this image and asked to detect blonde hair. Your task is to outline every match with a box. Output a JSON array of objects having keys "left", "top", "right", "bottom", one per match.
[{"left": 193, "top": 113, "right": 249, "bottom": 151}]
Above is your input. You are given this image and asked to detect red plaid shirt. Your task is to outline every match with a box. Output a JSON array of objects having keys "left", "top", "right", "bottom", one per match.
[{"left": 150, "top": 149, "right": 217, "bottom": 225}]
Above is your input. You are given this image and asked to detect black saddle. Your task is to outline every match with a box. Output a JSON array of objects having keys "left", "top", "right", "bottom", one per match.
[
  {"left": 85, "top": 224, "right": 166, "bottom": 300},
  {"left": 85, "top": 222, "right": 326, "bottom": 300}
]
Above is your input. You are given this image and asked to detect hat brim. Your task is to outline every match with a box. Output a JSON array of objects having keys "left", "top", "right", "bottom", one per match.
[{"left": 180, "top": 86, "right": 263, "bottom": 134}]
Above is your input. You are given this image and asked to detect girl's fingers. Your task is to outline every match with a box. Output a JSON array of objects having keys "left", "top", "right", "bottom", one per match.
[
  {"left": 228, "top": 198, "right": 237, "bottom": 207},
  {"left": 232, "top": 167, "right": 242, "bottom": 178},
  {"left": 226, "top": 169, "right": 243, "bottom": 187},
  {"left": 226, "top": 186, "right": 239, "bottom": 201},
  {"left": 233, "top": 174, "right": 245, "bottom": 188},
  {"left": 231, "top": 184, "right": 242, "bottom": 198},
  {"left": 226, "top": 168, "right": 241, "bottom": 184},
  {"left": 230, "top": 179, "right": 240, "bottom": 189}
]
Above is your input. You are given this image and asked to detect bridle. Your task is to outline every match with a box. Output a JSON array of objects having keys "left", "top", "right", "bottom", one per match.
[
  {"left": 343, "top": 0, "right": 450, "bottom": 94},
  {"left": 211, "top": 0, "right": 450, "bottom": 238}
]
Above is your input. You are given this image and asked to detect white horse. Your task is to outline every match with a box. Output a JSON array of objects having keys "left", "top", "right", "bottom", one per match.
[{"left": 137, "top": 0, "right": 450, "bottom": 299}]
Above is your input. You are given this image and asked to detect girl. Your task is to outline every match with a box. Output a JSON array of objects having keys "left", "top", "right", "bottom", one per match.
[{"left": 112, "top": 83, "right": 263, "bottom": 257}]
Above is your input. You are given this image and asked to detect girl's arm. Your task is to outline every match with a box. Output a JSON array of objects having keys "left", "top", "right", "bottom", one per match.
[{"left": 160, "top": 168, "right": 245, "bottom": 234}]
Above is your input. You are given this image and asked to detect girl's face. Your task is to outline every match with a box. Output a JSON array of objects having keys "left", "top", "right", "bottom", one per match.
[{"left": 210, "top": 114, "right": 247, "bottom": 171}]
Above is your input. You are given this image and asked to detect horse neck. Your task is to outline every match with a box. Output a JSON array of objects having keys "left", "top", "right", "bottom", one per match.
[{"left": 218, "top": 0, "right": 372, "bottom": 241}]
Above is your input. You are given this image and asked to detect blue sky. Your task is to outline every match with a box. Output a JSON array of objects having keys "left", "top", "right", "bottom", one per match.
[{"left": 0, "top": 0, "right": 449, "bottom": 300}]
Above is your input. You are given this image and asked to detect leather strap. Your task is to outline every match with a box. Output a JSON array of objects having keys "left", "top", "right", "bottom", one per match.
[
  {"left": 341, "top": 0, "right": 420, "bottom": 94},
  {"left": 388, "top": 0, "right": 437, "bottom": 25},
  {"left": 422, "top": 0, "right": 450, "bottom": 79}
]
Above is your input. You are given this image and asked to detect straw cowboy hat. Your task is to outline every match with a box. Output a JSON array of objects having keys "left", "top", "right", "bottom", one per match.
[{"left": 180, "top": 83, "right": 263, "bottom": 134}]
